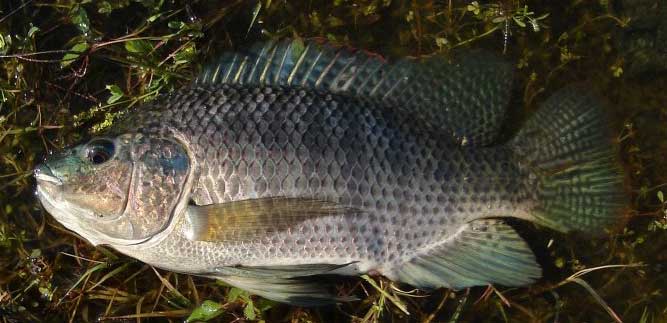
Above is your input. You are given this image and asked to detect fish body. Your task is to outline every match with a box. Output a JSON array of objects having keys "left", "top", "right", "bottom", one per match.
[
  {"left": 111, "top": 84, "right": 526, "bottom": 275},
  {"left": 35, "top": 40, "right": 625, "bottom": 305}
]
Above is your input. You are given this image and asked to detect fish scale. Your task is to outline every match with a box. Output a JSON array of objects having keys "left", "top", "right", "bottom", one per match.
[
  {"left": 109, "top": 83, "right": 526, "bottom": 270},
  {"left": 35, "top": 39, "right": 625, "bottom": 306}
]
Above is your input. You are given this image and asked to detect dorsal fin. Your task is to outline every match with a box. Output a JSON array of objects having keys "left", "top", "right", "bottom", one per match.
[{"left": 197, "top": 39, "right": 515, "bottom": 146}]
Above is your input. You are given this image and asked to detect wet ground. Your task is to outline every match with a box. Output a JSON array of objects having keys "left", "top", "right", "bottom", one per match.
[{"left": 1, "top": 1, "right": 666, "bottom": 322}]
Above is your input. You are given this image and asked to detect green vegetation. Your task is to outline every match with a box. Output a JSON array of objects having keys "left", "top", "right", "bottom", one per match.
[{"left": 1, "top": 0, "right": 666, "bottom": 322}]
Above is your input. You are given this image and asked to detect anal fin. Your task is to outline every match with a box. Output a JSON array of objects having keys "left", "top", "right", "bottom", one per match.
[{"left": 396, "top": 219, "right": 541, "bottom": 290}]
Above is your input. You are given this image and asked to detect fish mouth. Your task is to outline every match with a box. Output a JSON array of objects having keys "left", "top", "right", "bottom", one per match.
[
  {"left": 34, "top": 163, "right": 63, "bottom": 186},
  {"left": 34, "top": 163, "right": 65, "bottom": 216}
]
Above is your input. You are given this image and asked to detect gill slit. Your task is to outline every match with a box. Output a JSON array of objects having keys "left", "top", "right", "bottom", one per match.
[{"left": 120, "top": 148, "right": 137, "bottom": 221}]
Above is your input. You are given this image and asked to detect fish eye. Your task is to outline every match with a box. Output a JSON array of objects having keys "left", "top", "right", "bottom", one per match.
[{"left": 86, "top": 139, "right": 115, "bottom": 165}]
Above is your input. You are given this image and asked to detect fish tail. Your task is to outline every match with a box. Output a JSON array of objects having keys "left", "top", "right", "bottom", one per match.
[
  {"left": 390, "top": 87, "right": 626, "bottom": 291},
  {"left": 510, "top": 86, "right": 627, "bottom": 234}
]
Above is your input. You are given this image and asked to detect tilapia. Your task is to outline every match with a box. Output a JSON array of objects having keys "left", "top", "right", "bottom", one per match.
[{"left": 34, "top": 39, "right": 626, "bottom": 305}]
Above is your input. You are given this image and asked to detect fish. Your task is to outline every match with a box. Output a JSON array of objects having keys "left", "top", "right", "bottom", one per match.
[{"left": 34, "top": 39, "right": 626, "bottom": 306}]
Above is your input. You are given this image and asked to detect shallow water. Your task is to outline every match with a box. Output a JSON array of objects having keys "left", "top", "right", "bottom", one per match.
[{"left": 1, "top": 1, "right": 666, "bottom": 322}]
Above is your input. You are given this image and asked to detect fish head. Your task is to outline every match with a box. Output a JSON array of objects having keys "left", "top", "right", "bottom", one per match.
[{"left": 35, "top": 133, "right": 192, "bottom": 246}]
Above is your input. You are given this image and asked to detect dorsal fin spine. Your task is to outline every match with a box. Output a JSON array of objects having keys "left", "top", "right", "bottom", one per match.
[
  {"left": 333, "top": 55, "right": 357, "bottom": 90},
  {"left": 199, "top": 66, "right": 210, "bottom": 84},
  {"left": 356, "top": 60, "right": 383, "bottom": 94},
  {"left": 368, "top": 72, "right": 383, "bottom": 96},
  {"left": 341, "top": 56, "right": 366, "bottom": 91},
  {"left": 301, "top": 46, "right": 322, "bottom": 87},
  {"left": 315, "top": 51, "right": 340, "bottom": 87},
  {"left": 234, "top": 56, "right": 248, "bottom": 84},
  {"left": 288, "top": 43, "right": 311, "bottom": 85},
  {"left": 222, "top": 53, "right": 237, "bottom": 83},
  {"left": 382, "top": 69, "right": 405, "bottom": 99},
  {"left": 248, "top": 44, "right": 269, "bottom": 83},
  {"left": 275, "top": 42, "right": 290, "bottom": 84},
  {"left": 208, "top": 65, "right": 217, "bottom": 83},
  {"left": 260, "top": 44, "right": 277, "bottom": 84}
]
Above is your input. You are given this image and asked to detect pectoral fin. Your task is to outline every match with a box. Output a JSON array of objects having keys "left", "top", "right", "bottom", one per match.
[{"left": 183, "top": 197, "right": 359, "bottom": 242}]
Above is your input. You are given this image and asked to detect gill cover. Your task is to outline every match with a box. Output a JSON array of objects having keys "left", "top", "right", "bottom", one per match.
[
  {"left": 42, "top": 133, "right": 190, "bottom": 243},
  {"left": 121, "top": 134, "right": 191, "bottom": 241}
]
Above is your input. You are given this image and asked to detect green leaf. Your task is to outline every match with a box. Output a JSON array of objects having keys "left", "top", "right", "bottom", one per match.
[
  {"left": 98, "top": 2, "right": 113, "bottom": 13},
  {"left": 290, "top": 38, "right": 305, "bottom": 61},
  {"left": 61, "top": 42, "right": 89, "bottom": 68},
  {"left": 435, "top": 37, "right": 448, "bottom": 48},
  {"left": 555, "top": 257, "right": 565, "bottom": 268},
  {"left": 492, "top": 16, "right": 507, "bottom": 24},
  {"left": 173, "top": 43, "right": 197, "bottom": 65},
  {"left": 658, "top": 191, "right": 664, "bottom": 203},
  {"left": 537, "top": 13, "right": 550, "bottom": 20},
  {"left": 70, "top": 5, "right": 91, "bottom": 35},
  {"left": 611, "top": 65, "right": 623, "bottom": 78},
  {"left": 97, "top": 0, "right": 131, "bottom": 14},
  {"left": 186, "top": 300, "right": 224, "bottom": 323},
  {"left": 140, "top": 0, "right": 164, "bottom": 12},
  {"left": 147, "top": 13, "right": 162, "bottom": 22},
  {"left": 513, "top": 16, "right": 527, "bottom": 28},
  {"left": 405, "top": 10, "right": 414, "bottom": 22},
  {"left": 0, "top": 33, "right": 8, "bottom": 51},
  {"left": 105, "top": 85, "right": 124, "bottom": 104},
  {"left": 125, "top": 39, "right": 153, "bottom": 54},
  {"left": 168, "top": 21, "right": 185, "bottom": 30},
  {"left": 466, "top": 1, "right": 480, "bottom": 15},
  {"left": 30, "top": 249, "right": 41, "bottom": 258},
  {"left": 362, "top": 4, "right": 377, "bottom": 16},
  {"left": 255, "top": 298, "right": 275, "bottom": 312},
  {"left": 227, "top": 287, "right": 247, "bottom": 302},
  {"left": 243, "top": 301, "right": 256, "bottom": 320},
  {"left": 27, "top": 25, "right": 40, "bottom": 38},
  {"left": 326, "top": 16, "right": 344, "bottom": 27}
]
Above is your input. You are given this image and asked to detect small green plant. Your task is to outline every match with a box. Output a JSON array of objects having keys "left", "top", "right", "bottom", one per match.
[{"left": 465, "top": 1, "right": 549, "bottom": 52}]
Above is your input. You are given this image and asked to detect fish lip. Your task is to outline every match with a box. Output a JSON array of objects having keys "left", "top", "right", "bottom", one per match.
[{"left": 34, "top": 163, "right": 63, "bottom": 186}]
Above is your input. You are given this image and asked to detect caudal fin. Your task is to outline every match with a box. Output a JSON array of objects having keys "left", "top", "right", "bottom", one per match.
[{"left": 511, "top": 87, "right": 626, "bottom": 233}]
